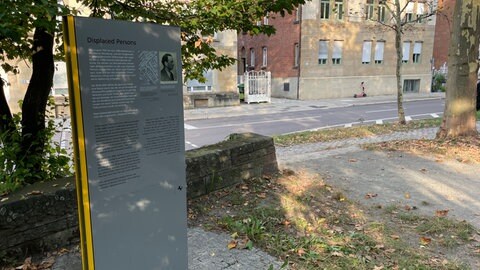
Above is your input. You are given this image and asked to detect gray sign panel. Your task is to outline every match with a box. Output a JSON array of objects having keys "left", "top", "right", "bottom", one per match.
[{"left": 70, "top": 17, "right": 186, "bottom": 269}]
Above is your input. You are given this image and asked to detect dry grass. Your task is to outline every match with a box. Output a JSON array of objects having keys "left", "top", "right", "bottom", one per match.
[
  {"left": 364, "top": 135, "right": 480, "bottom": 164},
  {"left": 274, "top": 119, "right": 442, "bottom": 147}
]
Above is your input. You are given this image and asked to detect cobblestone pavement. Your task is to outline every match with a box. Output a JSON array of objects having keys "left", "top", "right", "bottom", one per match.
[
  {"left": 51, "top": 227, "right": 284, "bottom": 270},
  {"left": 277, "top": 127, "right": 439, "bottom": 161}
]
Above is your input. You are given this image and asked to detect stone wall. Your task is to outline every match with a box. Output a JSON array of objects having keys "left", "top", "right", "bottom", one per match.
[
  {"left": 0, "top": 133, "right": 278, "bottom": 259},
  {"left": 186, "top": 133, "right": 278, "bottom": 198}
]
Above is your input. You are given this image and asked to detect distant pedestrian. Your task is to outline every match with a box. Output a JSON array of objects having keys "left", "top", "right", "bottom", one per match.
[{"left": 354, "top": 81, "right": 367, "bottom": 98}]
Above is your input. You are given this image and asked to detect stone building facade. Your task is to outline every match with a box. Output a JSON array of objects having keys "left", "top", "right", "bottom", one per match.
[{"left": 239, "top": 0, "right": 437, "bottom": 100}]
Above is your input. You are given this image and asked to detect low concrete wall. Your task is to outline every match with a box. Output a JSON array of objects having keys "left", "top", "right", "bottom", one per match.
[
  {"left": 0, "top": 133, "right": 278, "bottom": 259},
  {"left": 183, "top": 92, "right": 240, "bottom": 109}
]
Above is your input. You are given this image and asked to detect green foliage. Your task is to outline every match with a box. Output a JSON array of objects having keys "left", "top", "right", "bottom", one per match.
[
  {"left": 433, "top": 73, "right": 446, "bottom": 92},
  {"left": 1, "top": 0, "right": 305, "bottom": 80},
  {"left": 0, "top": 107, "right": 72, "bottom": 194}
]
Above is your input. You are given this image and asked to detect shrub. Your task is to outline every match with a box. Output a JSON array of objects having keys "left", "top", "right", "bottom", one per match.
[{"left": 0, "top": 100, "right": 72, "bottom": 194}]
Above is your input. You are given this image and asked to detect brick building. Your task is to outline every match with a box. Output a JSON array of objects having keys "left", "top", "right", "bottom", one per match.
[
  {"left": 238, "top": 10, "right": 302, "bottom": 99},
  {"left": 432, "top": 0, "right": 455, "bottom": 70},
  {"left": 238, "top": 0, "right": 437, "bottom": 100}
]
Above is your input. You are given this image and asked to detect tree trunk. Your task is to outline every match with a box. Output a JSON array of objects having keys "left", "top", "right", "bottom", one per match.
[
  {"left": 21, "top": 27, "right": 55, "bottom": 183},
  {"left": 0, "top": 76, "right": 14, "bottom": 136},
  {"left": 395, "top": 0, "right": 406, "bottom": 124},
  {"left": 437, "top": 0, "right": 480, "bottom": 138}
]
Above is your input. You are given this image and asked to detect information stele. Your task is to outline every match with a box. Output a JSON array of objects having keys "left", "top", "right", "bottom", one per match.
[{"left": 63, "top": 16, "right": 187, "bottom": 270}]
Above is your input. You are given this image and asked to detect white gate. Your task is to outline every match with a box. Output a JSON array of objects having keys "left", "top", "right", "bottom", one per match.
[{"left": 244, "top": 70, "right": 271, "bottom": 104}]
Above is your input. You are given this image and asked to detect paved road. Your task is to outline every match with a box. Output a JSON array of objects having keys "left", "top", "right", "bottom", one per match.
[{"left": 185, "top": 99, "right": 444, "bottom": 150}]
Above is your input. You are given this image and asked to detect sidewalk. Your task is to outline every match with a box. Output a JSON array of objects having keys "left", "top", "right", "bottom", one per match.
[{"left": 184, "top": 92, "right": 445, "bottom": 121}]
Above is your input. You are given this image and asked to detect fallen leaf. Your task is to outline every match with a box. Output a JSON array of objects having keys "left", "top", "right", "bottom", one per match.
[
  {"left": 331, "top": 251, "right": 344, "bottom": 257},
  {"left": 420, "top": 168, "right": 428, "bottom": 173},
  {"left": 385, "top": 248, "right": 396, "bottom": 254},
  {"left": 355, "top": 224, "right": 364, "bottom": 231},
  {"left": 404, "top": 205, "right": 412, "bottom": 211},
  {"left": 365, "top": 193, "right": 378, "bottom": 199},
  {"left": 38, "top": 257, "right": 55, "bottom": 269},
  {"left": 373, "top": 265, "right": 384, "bottom": 270},
  {"left": 237, "top": 238, "right": 252, "bottom": 249},
  {"left": 194, "top": 39, "right": 202, "bottom": 48},
  {"left": 0, "top": 197, "right": 8, "bottom": 202},
  {"left": 435, "top": 209, "right": 449, "bottom": 217},
  {"left": 297, "top": 248, "right": 306, "bottom": 256},
  {"left": 27, "top": 190, "right": 43, "bottom": 196},
  {"left": 390, "top": 234, "right": 400, "bottom": 240},
  {"left": 231, "top": 232, "right": 239, "bottom": 239},
  {"left": 262, "top": 174, "right": 272, "bottom": 180},
  {"left": 420, "top": 236, "right": 432, "bottom": 245},
  {"left": 348, "top": 159, "right": 358, "bottom": 163},
  {"left": 52, "top": 184, "right": 59, "bottom": 187},
  {"left": 256, "top": 193, "right": 267, "bottom": 199},
  {"left": 227, "top": 240, "right": 237, "bottom": 250},
  {"left": 404, "top": 192, "right": 411, "bottom": 199}
]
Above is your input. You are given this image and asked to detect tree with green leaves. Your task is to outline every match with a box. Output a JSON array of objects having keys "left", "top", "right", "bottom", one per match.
[
  {"left": 437, "top": 0, "right": 480, "bottom": 138},
  {"left": 0, "top": 0, "right": 306, "bottom": 190},
  {"left": 365, "top": 0, "right": 437, "bottom": 124}
]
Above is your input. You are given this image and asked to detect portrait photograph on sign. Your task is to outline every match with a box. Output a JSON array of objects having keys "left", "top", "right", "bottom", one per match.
[{"left": 160, "top": 51, "right": 178, "bottom": 83}]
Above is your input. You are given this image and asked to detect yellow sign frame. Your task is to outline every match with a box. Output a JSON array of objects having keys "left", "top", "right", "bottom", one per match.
[{"left": 62, "top": 15, "right": 95, "bottom": 270}]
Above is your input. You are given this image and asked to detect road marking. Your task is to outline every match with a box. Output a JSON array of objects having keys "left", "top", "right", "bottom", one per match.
[
  {"left": 184, "top": 124, "right": 198, "bottom": 130},
  {"left": 344, "top": 123, "right": 352, "bottom": 128},
  {"left": 431, "top": 113, "right": 440, "bottom": 118},
  {"left": 285, "top": 112, "right": 445, "bottom": 135},
  {"left": 366, "top": 109, "right": 397, "bottom": 113},
  {"left": 376, "top": 120, "right": 383, "bottom": 124},
  {"left": 186, "top": 141, "right": 198, "bottom": 148},
  {"left": 405, "top": 116, "right": 412, "bottom": 122}
]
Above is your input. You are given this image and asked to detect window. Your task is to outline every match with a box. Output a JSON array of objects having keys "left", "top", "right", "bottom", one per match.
[
  {"left": 403, "top": 79, "right": 420, "bottom": 93},
  {"left": 250, "top": 48, "right": 255, "bottom": 67},
  {"left": 378, "top": 3, "right": 386, "bottom": 22},
  {"left": 294, "top": 43, "right": 300, "bottom": 67},
  {"left": 416, "top": 3, "right": 425, "bottom": 22},
  {"left": 262, "top": 47, "right": 268, "bottom": 67},
  {"left": 263, "top": 14, "right": 269, "bottom": 25},
  {"left": 374, "top": 41, "right": 385, "bottom": 64},
  {"left": 335, "top": 0, "right": 344, "bottom": 20},
  {"left": 295, "top": 7, "right": 301, "bottom": 22},
  {"left": 413, "top": 42, "right": 422, "bottom": 63},
  {"left": 405, "top": 2, "right": 414, "bottom": 22},
  {"left": 362, "top": 41, "right": 372, "bottom": 64},
  {"left": 187, "top": 70, "right": 213, "bottom": 92},
  {"left": 365, "top": 0, "right": 374, "bottom": 20},
  {"left": 332, "top": 40, "right": 343, "bottom": 65},
  {"left": 320, "top": 0, "right": 330, "bottom": 19},
  {"left": 318, "top": 40, "right": 328, "bottom": 64},
  {"left": 53, "top": 61, "right": 68, "bottom": 96},
  {"left": 402, "top": 41, "right": 411, "bottom": 63}
]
